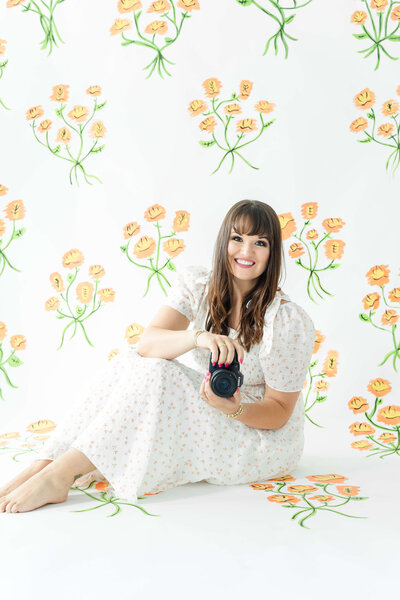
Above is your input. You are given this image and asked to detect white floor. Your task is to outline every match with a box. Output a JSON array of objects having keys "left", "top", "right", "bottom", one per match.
[{"left": 0, "top": 419, "right": 399, "bottom": 600}]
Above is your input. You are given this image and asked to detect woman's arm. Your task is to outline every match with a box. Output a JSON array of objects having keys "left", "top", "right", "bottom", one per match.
[
  {"left": 235, "top": 386, "right": 301, "bottom": 430},
  {"left": 137, "top": 306, "right": 196, "bottom": 360}
]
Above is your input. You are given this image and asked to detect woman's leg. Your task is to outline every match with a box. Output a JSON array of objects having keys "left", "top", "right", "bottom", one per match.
[
  {"left": 0, "top": 448, "right": 96, "bottom": 514},
  {"left": 0, "top": 459, "right": 53, "bottom": 497}
]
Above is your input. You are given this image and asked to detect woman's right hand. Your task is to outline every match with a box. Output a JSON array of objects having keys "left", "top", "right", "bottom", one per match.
[{"left": 196, "top": 331, "right": 244, "bottom": 367}]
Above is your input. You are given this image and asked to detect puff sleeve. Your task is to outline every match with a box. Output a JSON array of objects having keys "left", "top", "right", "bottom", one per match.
[
  {"left": 259, "top": 302, "right": 316, "bottom": 393},
  {"left": 163, "top": 265, "right": 210, "bottom": 323}
]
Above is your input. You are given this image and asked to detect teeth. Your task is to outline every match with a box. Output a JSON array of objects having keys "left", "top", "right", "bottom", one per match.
[{"left": 236, "top": 259, "right": 254, "bottom": 266}]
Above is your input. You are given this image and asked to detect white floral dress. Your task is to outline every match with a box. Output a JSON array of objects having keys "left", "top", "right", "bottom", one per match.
[{"left": 35, "top": 266, "right": 315, "bottom": 503}]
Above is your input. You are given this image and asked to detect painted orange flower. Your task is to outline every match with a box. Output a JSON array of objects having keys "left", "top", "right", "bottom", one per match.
[
  {"left": 278, "top": 212, "right": 296, "bottom": 240},
  {"left": 45, "top": 297, "right": 60, "bottom": 311},
  {"left": 349, "top": 422, "right": 375, "bottom": 436},
  {"left": 381, "top": 309, "right": 398, "bottom": 326},
  {"left": 306, "top": 229, "right": 318, "bottom": 240},
  {"left": 377, "top": 123, "right": 394, "bottom": 137},
  {"left": 202, "top": 78, "right": 222, "bottom": 98},
  {"left": 49, "top": 272, "right": 64, "bottom": 292},
  {"left": 56, "top": 127, "right": 71, "bottom": 144},
  {"left": 125, "top": 323, "right": 144, "bottom": 344},
  {"left": 288, "top": 243, "right": 304, "bottom": 258},
  {"left": 62, "top": 249, "right": 84, "bottom": 269},
  {"left": 88, "top": 265, "right": 104, "bottom": 279},
  {"left": 199, "top": 116, "right": 217, "bottom": 133},
  {"left": 348, "top": 396, "right": 369, "bottom": 414},
  {"left": 309, "top": 495, "right": 335, "bottom": 503},
  {"left": 0, "top": 185, "right": 8, "bottom": 196},
  {"left": 324, "top": 239, "right": 345, "bottom": 260},
  {"left": 10, "top": 335, "right": 26, "bottom": 351},
  {"left": 313, "top": 330, "right": 325, "bottom": 354},
  {"left": 314, "top": 380, "right": 328, "bottom": 392},
  {"left": 68, "top": 106, "right": 89, "bottom": 123},
  {"left": 224, "top": 103, "right": 242, "bottom": 115},
  {"left": 188, "top": 99, "right": 207, "bottom": 116},
  {"left": 389, "top": 287, "right": 400, "bottom": 302},
  {"left": 254, "top": 100, "right": 275, "bottom": 114},
  {"left": 322, "top": 217, "right": 346, "bottom": 233},
  {"left": 4, "top": 200, "right": 26, "bottom": 221},
  {"left": 95, "top": 481, "right": 109, "bottom": 491},
  {"left": 0, "top": 39, "right": 6, "bottom": 55},
  {"left": 145, "top": 21, "right": 168, "bottom": 35},
  {"left": 144, "top": 204, "right": 166, "bottom": 222},
  {"left": 250, "top": 483, "right": 275, "bottom": 490},
  {"left": 322, "top": 350, "right": 338, "bottom": 377},
  {"left": 0, "top": 220, "right": 5, "bottom": 237},
  {"left": 366, "top": 265, "right": 390, "bottom": 286},
  {"left": 27, "top": 420, "right": 56, "bottom": 433},
  {"left": 50, "top": 84, "right": 69, "bottom": 102},
  {"left": 306, "top": 474, "right": 348, "bottom": 484},
  {"left": 89, "top": 121, "right": 106, "bottom": 138},
  {"left": 379, "top": 433, "right": 397, "bottom": 443},
  {"left": 370, "top": 0, "right": 388, "bottom": 10},
  {"left": 351, "top": 11, "right": 367, "bottom": 24},
  {"left": 177, "top": 0, "right": 200, "bottom": 11},
  {"left": 367, "top": 378, "right": 391, "bottom": 397},
  {"left": 98, "top": 288, "right": 115, "bottom": 303},
  {"left": 163, "top": 238, "right": 185, "bottom": 258},
  {"left": 267, "top": 494, "right": 300, "bottom": 504},
  {"left": 239, "top": 80, "right": 253, "bottom": 100},
  {"left": 287, "top": 485, "right": 318, "bottom": 493},
  {"left": 86, "top": 85, "right": 102, "bottom": 97},
  {"left": 354, "top": 88, "right": 375, "bottom": 110},
  {"left": 351, "top": 440, "right": 374, "bottom": 451},
  {"left": 0, "top": 322, "right": 7, "bottom": 341},
  {"left": 392, "top": 7, "right": 400, "bottom": 19},
  {"left": 6, "top": 0, "right": 25, "bottom": 6},
  {"left": 108, "top": 349, "right": 120, "bottom": 360},
  {"left": 76, "top": 282, "right": 94, "bottom": 304},
  {"left": 377, "top": 405, "right": 400, "bottom": 425},
  {"left": 173, "top": 210, "right": 190, "bottom": 232},
  {"left": 382, "top": 100, "right": 399, "bottom": 116},
  {"left": 267, "top": 475, "right": 295, "bottom": 482},
  {"left": 237, "top": 119, "right": 257, "bottom": 134},
  {"left": 38, "top": 120, "right": 52, "bottom": 133},
  {"left": 123, "top": 221, "right": 141, "bottom": 238},
  {"left": 350, "top": 117, "right": 368, "bottom": 133},
  {"left": 118, "top": 0, "right": 142, "bottom": 12},
  {"left": 362, "top": 292, "right": 380, "bottom": 310},
  {"left": 26, "top": 106, "right": 44, "bottom": 120},
  {"left": 110, "top": 19, "right": 132, "bottom": 35},
  {"left": 336, "top": 486, "right": 360, "bottom": 496},
  {"left": 301, "top": 202, "right": 318, "bottom": 220},
  {"left": 134, "top": 236, "right": 156, "bottom": 259},
  {"left": 148, "top": 0, "right": 171, "bottom": 12}
]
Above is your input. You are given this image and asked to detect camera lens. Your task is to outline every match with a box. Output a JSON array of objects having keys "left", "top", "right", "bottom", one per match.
[{"left": 212, "top": 371, "right": 236, "bottom": 398}]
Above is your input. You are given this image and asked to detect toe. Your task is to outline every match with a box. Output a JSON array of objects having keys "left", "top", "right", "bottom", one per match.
[
  {"left": 11, "top": 504, "right": 18, "bottom": 513},
  {"left": 5, "top": 501, "right": 14, "bottom": 514},
  {"left": 0, "top": 498, "right": 8, "bottom": 512}
]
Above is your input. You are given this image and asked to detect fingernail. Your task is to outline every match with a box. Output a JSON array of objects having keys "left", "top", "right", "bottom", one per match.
[
  {"left": 239, "top": 358, "right": 243, "bottom": 364},
  {"left": 225, "top": 362, "right": 229, "bottom": 367},
  {"left": 212, "top": 362, "right": 216, "bottom": 366},
  {"left": 206, "top": 371, "right": 210, "bottom": 376},
  {"left": 237, "top": 387, "right": 240, "bottom": 393},
  {"left": 218, "top": 363, "right": 223, "bottom": 367}
]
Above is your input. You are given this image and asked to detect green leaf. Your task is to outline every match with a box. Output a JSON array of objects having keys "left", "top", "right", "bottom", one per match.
[
  {"left": 285, "top": 15, "right": 295, "bottom": 24},
  {"left": 309, "top": 360, "right": 318, "bottom": 368},
  {"left": 0, "top": 60, "right": 8, "bottom": 68},
  {"left": 120, "top": 244, "right": 128, "bottom": 253},
  {"left": 55, "top": 108, "right": 63, "bottom": 117},
  {"left": 316, "top": 395, "right": 327, "bottom": 403},
  {"left": 56, "top": 314, "right": 65, "bottom": 319},
  {"left": 12, "top": 228, "right": 26, "bottom": 240},
  {"left": 235, "top": 0, "right": 253, "bottom": 5},
  {"left": 357, "top": 138, "right": 372, "bottom": 143},
  {"left": 349, "top": 496, "right": 369, "bottom": 501},
  {"left": 91, "top": 145, "right": 105, "bottom": 153},
  {"left": 52, "top": 145, "right": 60, "bottom": 154},
  {"left": 67, "top": 273, "right": 75, "bottom": 283},
  {"left": 263, "top": 119, "right": 275, "bottom": 130},
  {"left": 359, "top": 313, "right": 369, "bottom": 322},
  {"left": 165, "top": 37, "right": 174, "bottom": 43},
  {"left": 95, "top": 101, "right": 107, "bottom": 111},
  {"left": 167, "top": 261, "right": 176, "bottom": 271},
  {"left": 199, "top": 140, "right": 215, "bottom": 148},
  {"left": 366, "top": 112, "right": 374, "bottom": 119},
  {"left": 353, "top": 33, "right": 368, "bottom": 40},
  {"left": 7, "top": 355, "right": 23, "bottom": 367},
  {"left": 76, "top": 306, "right": 84, "bottom": 316},
  {"left": 329, "top": 263, "right": 340, "bottom": 269},
  {"left": 388, "top": 35, "right": 400, "bottom": 41}
]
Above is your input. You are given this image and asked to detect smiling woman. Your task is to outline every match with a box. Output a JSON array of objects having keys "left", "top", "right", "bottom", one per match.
[{"left": 0, "top": 199, "right": 315, "bottom": 514}]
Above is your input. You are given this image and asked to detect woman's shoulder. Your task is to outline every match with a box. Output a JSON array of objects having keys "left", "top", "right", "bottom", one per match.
[
  {"left": 275, "top": 292, "right": 315, "bottom": 336},
  {"left": 174, "top": 265, "right": 211, "bottom": 296}
]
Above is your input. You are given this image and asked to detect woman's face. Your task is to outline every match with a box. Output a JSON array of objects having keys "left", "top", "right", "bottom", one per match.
[{"left": 227, "top": 226, "right": 270, "bottom": 283}]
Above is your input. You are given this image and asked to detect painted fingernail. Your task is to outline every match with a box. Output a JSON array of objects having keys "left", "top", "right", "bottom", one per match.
[
  {"left": 237, "top": 387, "right": 240, "bottom": 393},
  {"left": 212, "top": 362, "right": 216, "bottom": 366},
  {"left": 225, "top": 362, "right": 229, "bottom": 367},
  {"left": 218, "top": 363, "right": 223, "bottom": 367},
  {"left": 239, "top": 358, "right": 243, "bottom": 364}
]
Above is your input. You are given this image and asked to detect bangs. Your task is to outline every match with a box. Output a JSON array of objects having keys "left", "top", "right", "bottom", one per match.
[{"left": 232, "top": 206, "right": 271, "bottom": 238}]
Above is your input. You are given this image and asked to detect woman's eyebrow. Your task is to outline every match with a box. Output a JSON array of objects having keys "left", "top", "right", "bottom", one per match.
[{"left": 232, "top": 229, "right": 268, "bottom": 239}]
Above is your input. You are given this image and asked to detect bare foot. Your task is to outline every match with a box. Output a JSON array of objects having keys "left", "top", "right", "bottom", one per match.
[
  {"left": 0, "top": 459, "right": 53, "bottom": 498},
  {"left": 0, "top": 467, "right": 72, "bottom": 513},
  {"left": 73, "top": 469, "right": 105, "bottom": 487}
]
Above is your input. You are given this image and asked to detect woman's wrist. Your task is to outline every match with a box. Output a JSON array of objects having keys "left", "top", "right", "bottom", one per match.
[{"left": 193, "top": 329, "right": 206, "bottom": 348}]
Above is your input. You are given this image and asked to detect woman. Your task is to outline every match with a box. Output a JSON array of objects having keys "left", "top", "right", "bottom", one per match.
[{"left": 0, "top": 199, "right": 315, "bottom": 514}]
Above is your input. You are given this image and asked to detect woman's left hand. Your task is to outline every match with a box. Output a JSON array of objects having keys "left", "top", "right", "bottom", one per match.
[{"left": 200, "top": 371, "right": 242, "bottom": 415}]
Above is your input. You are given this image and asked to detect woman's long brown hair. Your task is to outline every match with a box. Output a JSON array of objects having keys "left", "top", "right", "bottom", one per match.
[{"left": 204, "top": 200, "right": 285, "bottom": 352}]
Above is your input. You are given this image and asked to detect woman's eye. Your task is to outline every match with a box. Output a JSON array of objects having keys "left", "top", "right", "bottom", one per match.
[{"left": 232, "top": 236, "right": 267, "bottom": 246}]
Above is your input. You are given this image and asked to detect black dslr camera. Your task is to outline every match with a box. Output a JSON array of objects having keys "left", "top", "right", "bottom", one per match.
[{"left": 208, "top": 349, "right": 244, "bottom": 398}]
